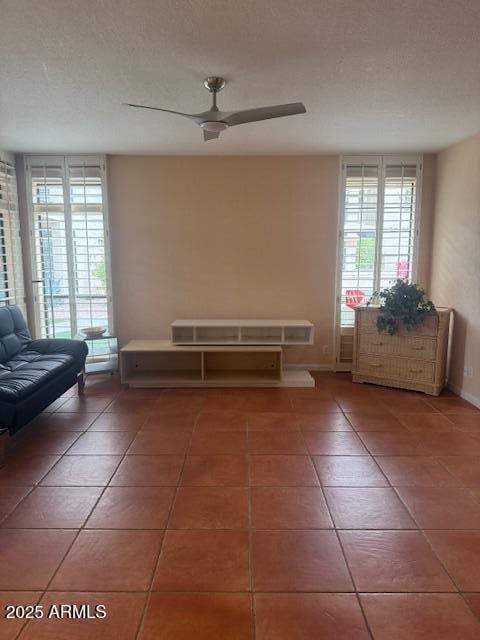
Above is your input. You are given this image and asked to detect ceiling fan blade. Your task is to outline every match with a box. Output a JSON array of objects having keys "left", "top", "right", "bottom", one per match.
[
  {"left": 224, "top": 102, "right": 306, "bottom": 127},
  {"left": 123, "top": 103, "right": 202, "bottom": 123},
  {"left": 203, "top": 129, "right": 220, "bottom": 141}
]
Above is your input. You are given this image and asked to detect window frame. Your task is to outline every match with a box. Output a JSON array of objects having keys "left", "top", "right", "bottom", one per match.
[
  {"left": 0, "top": 150, "right": 26, "bottom": 312},
  {"left": 24, "top": 154, "right": 114, "bottom": 339},
  {"left": 334, "top": 154, "right": 423, "bottom": 369}
]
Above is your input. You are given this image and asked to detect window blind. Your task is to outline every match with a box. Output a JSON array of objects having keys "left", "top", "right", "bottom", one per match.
[
  {"left": 0, "top": 158, "right": 25, "bottom": 311},
  {"left": 27, "top": 156, "right": 112, "bottom": 338}
]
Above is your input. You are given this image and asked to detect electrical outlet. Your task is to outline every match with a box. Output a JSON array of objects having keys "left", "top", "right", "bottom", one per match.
[{"left": 322, "top": 344, "right": 329, "bottom": 355}]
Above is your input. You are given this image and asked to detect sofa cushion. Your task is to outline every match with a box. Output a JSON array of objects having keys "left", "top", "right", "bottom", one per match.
[
  {"left": 0, "top": 306, "right": 32, "bottom": 364},
  {"left": 0, "top": 350, "right": 75, "bottom": 402}
]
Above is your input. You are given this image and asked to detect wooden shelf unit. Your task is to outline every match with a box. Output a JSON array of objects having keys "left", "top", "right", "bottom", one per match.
[
  {"left": 171, "top": 319, "right": 314, "bottom": 346},
  {"left": 120, "top": 340, "right": 314, "bottom": 388}
]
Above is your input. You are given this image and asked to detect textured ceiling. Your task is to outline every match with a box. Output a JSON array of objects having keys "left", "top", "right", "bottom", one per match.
[{"left": 1, "top": 0, "right": 480, "bottom": 154}]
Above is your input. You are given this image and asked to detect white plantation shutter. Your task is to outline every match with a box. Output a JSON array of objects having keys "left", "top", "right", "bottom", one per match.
[
  {"left": 0, "top": 157, "right": 25, "bottom": 311},
  {"left": 339, "top": 162, "right": 380, "bottom": 327},
  {"left": 26, "top": 156, "right": 112, "bottom": 338},
  {"left": 379, "top": 163, "right": 418, "bottom": 289},
  {"left": 336, "top": 155, "right": 422, "bottom": 367}
]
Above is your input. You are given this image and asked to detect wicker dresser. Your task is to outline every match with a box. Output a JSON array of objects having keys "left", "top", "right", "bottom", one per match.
[{"left": 352, "top": 306, "right": 453, "bottom": 396}]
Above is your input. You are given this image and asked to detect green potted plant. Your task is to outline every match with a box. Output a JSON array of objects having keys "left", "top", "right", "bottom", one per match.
[{"left": 368, "top": 279, "right": 436, "bottom": 336}]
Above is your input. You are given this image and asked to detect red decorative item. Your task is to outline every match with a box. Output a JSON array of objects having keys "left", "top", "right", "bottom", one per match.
[
  {"left": 345, "top": 289, "right": 366, "bottom": 309},
  {"left": 397, "top": 260, "right": 409, "bottom": 279}
]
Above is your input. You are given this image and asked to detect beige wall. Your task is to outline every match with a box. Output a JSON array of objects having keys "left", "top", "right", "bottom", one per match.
[
  {"left": 108, "top": 155, "right": 340, "bottom": 365},
  {"left": 107, "top": 154, "right": 436, "bottom": 367},
  {"left": 429, "top": 133, "right": 480, "bottom": 401}
]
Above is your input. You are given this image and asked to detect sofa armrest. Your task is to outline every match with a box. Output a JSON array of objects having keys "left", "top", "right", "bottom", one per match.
[{"left": 29, "top": 339, "right": 88, "bottom": 368}]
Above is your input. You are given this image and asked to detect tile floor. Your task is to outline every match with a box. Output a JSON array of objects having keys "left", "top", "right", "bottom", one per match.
[{"left": 1, "top": 372, "right": 480, "bottom": 639}]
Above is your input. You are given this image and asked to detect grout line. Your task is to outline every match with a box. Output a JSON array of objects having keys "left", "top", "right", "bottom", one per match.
[{"left": 133, "top": 408, "right": 198, "bottom": 640}]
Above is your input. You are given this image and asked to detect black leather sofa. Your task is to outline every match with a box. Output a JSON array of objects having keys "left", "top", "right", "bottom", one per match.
[{"left": 0, "top": 305, "right": 88, "bottom": 436}]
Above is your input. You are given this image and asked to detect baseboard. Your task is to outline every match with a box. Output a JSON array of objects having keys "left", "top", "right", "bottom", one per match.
[
  {"left": 284, "top": 363, "right": 334, "bottom": 372},
  {"left": 448, "top": 382, "right": 480, "bottom": 409}
]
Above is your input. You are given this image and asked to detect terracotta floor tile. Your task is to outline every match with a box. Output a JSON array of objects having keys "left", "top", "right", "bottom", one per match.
[
  {"left": 383, "top": 396, "right": 440, "bottom": 414},
  {"left": 0, "top": 486, "right": 30, "bottom": 521},
  {"left": 376, "top": 456, "right": 460, "bottom": 487},
  {"left": 297, "top": 413, "right": 353, "bottom": 431},
  {"left": 464, "top": 593, "right": 480, "bottom": 620},
  {"left": 358, "top": 431, "right": 424, "bottom": 455},
  {"left": 194, "top": 411, "right": 247, "bottom": 431},
  {"left": 396, "top": 412, "right": 456, "bottom": 433},
  {"left": 0, "top": 529, "right": 75, "bottom": 589},
  {"left": 360, "top": 594, "right": 480, "bottom": 640},
  {"left": 447, "top": 413, "right": 480, "bottom": 432},
  {"left": 139, "top": 593, "right": 252, "bottom": 640},
  {"left": 340, "top": 530, "right": 455, "bottom": 592},
  {"left": 303, "top": 432, "right": 368, "bottom": 455},
  {"left": 313, "top": 456, "right": 389, "bottom": 487},
  {"left": 247, "top": 398, "right": 294, "bottom": 413},
  {"left": 142, "top": 412, "right": 197, "bottom": 430},
  {"left": 425, "top": 531, "right": 480, "bottom": 590},
  {"left": 438, "top": 456, "right": 480, "bottom": 487},
  {"left": 335, "top": 397, "right": 391, "bottom": 414},
  {"left": 109, "top": 455, "right": 184, "bottom": 486},
  {"left": 248, "top": 431, "right": 307, "bottom": 454},
  {"left": 416, "top": 432, "right": 480, "bottom": 455},
  {"left": 0, "top": 591, "right": 42, "bottom": 640},
  {"left": 202, "top": 394, "right": 248, "bottom": 412},
  {"left": 250, "top": 455, "right": 319, "bottom": 486},
  {"left": 324, "top": 487, "right": 415, "bottom": 529},
  {"left": 30, "top": 412, "right": 99, "bottom": 431},
  {"left": 56, "top": 395, "right": 114, "bottom": 413},
  {"left": 2, "top": 486, "right": 102, "bottom": 528},
  {"left": 127, "top": 429, "right": 191, "bottom": 455},
  {"left": 253, "top": 530, "right": 352, "bottom": 591},
  {"left": 169, "top": 486, "right": 249, "bottom": 529},
  {"left": 424, "top": 397, "right": 480, "bottom": 414},
  {"left": 180, "top": 455, "right": 248, "bottom": 486},
  {"left": 396, "top": 486, "right": 480, "bottom": 528},
  {"left": 291, "top": 397, "right": 341, "bottom": 413},
  {"left": 255, "top": 593, "right": 372, "bottom": 640},
  {"left": 89, "top": 412, "right": 147, "bottom": 430},
  {"left": 0, "top": 455, "right": 60, "bottom": 487},
  {"left": 247, "top": 412, "right": 299, "bottom": 430},
  {"left": 51, "top": 530, "right": 162, "bottom": 591},
  {"left": 251, "top": 486, "right": 332, "bottom": 528},
  {"left": 66, "top": 431, "right": 135, "bottom": 455},
  {"left": 19, "top": 592, "right": 146, "bottom": 640},
  {"left": 153, "top": 530, "right": 250, "bottom": 591},
  {"left": 40, "top": 455, "right": 122, "bottom": 486},
  {"left": 87, "top": 486, "right": 175, "bottom": 529},
  {"left": 345, "top": 412, "right": 407, "bottom": 432},
  {"left": 189, "top": 429, "right": 247, "bottom": 454},
  {"left": 11, "top": 431, "right": 82, "bottom": 457},
  {"left": 106, "top": 396, "right": 158, "bottom": 414}
]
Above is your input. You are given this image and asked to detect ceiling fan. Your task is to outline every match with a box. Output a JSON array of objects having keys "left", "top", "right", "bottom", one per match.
[{"left": 124, "top": 76, "right": 306, "bottom": 141}]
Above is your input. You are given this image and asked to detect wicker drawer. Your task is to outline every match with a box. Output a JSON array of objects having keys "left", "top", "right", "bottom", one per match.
[
  {"left": 359, "top": 311, "right": 439, "bottom": 336},
  {"left": 356, "top": 355, "right": 435, "bottom": 383},
  {"left": 359, "top": 333, "right": 437, "bottom": 361}
]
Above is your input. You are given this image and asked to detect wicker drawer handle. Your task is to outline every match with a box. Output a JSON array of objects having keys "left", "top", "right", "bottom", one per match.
[
  {"left": 410, "top": 368, "right": 424, "bottom": 373},
  {"left": 411, "top": 345, "right": 425, "bottom": 351},
  {"left": 371, "top": 341, "right": 383, "bottom": 346},
  {"left": 369, "top": 363, "right": 383, "bottom": 368}
]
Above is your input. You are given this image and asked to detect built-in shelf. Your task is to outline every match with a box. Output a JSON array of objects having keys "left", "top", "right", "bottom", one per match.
[
  {"left": 171, "top": 319, "right": 314, "bottom": 346},
  {"left": 120, "top": 340, "right": 314, "bottom": 388}
]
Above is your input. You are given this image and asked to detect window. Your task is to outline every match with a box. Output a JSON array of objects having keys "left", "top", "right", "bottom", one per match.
[
  {"left": 0, "top": 155, "right": 25, "bottom": 311},
  {"left": 25, "top": 156, "right": 112, "bottom": 338},
  {"left": 337, "top": 155, "right": 421, "bottom": 329}
]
